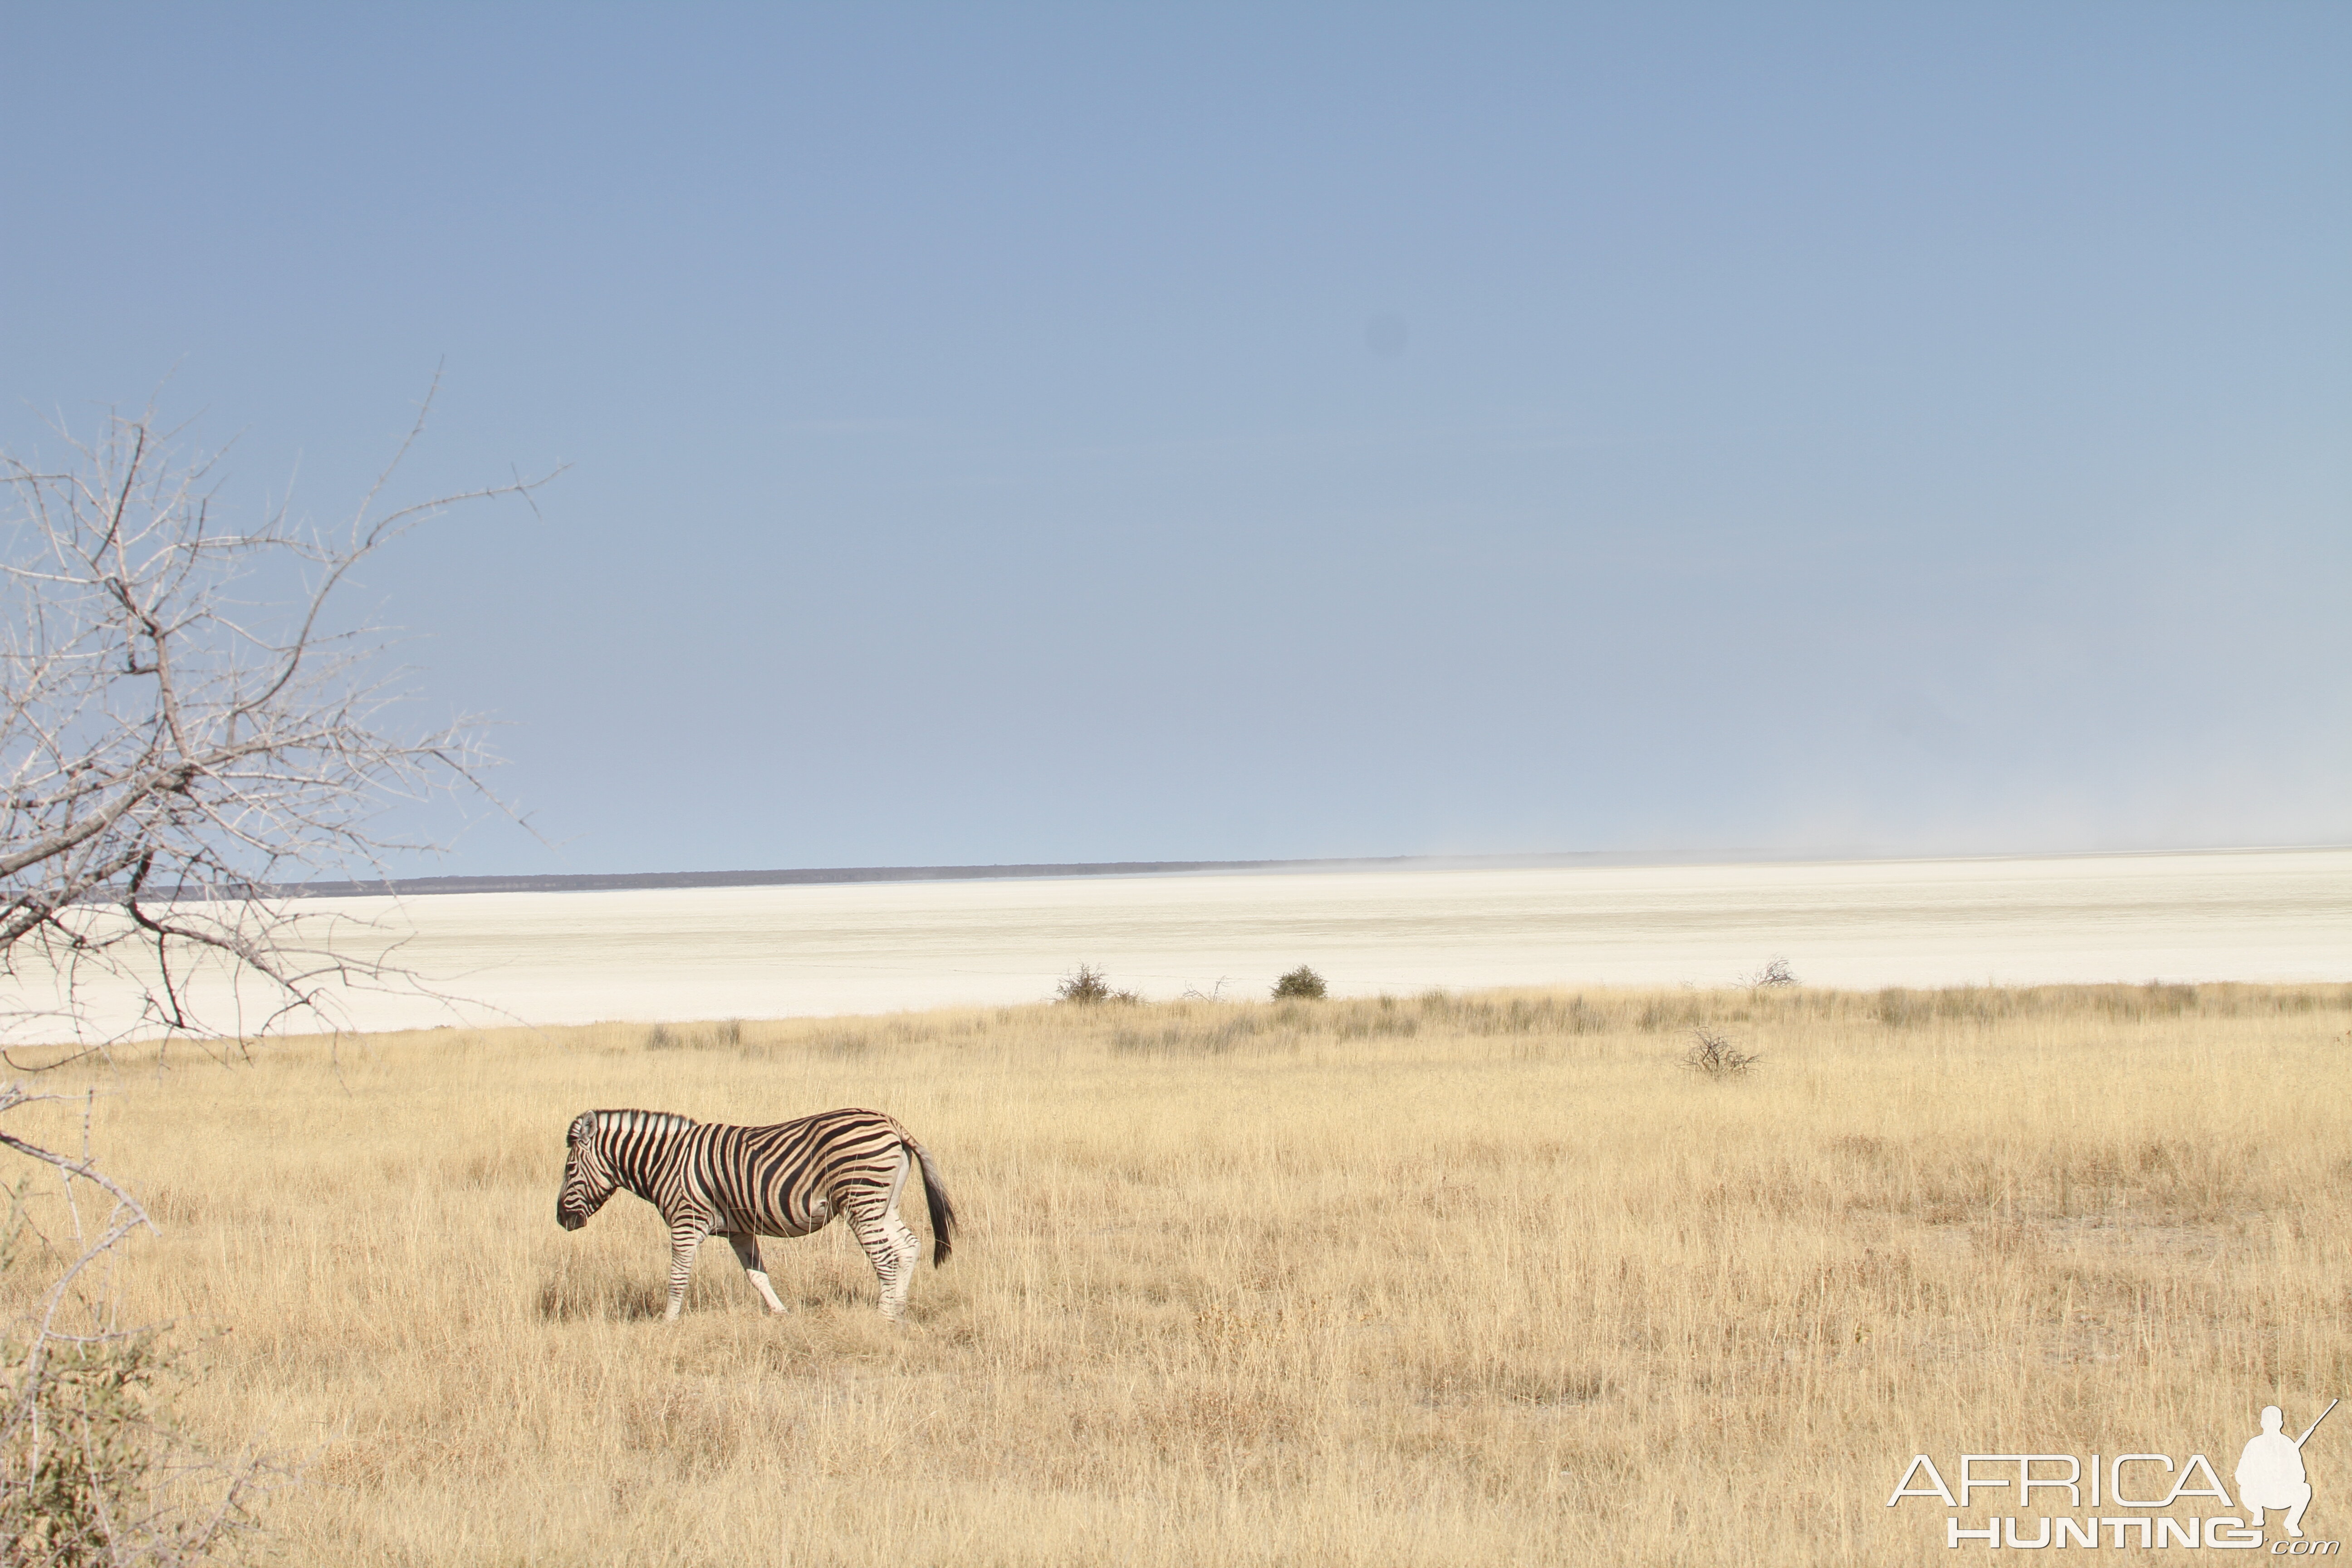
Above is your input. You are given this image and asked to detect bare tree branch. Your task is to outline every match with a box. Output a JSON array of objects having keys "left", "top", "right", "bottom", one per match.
[
  {"left": 0, "top": 393, "right": 560, "bottom": 1046},
  {"left": 1, "top": 391, "right": 541, "bottom": 1558},
  {"left": 2, "top": 1085, "right": 293, "bottom": 1562}
]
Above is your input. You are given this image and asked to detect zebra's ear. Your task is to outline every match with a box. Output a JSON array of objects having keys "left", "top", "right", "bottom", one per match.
[{"left": 567, "top": 1112, "right": 596, "bottom": 1147}]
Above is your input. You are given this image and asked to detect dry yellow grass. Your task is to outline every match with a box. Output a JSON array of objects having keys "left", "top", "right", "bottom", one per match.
[{"left": 6, "top": 982, "right": 2351, "bottom": 1565}]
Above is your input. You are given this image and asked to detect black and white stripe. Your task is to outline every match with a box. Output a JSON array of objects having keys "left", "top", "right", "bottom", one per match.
[{"left": 556, "top": 1106, "right": 957, "bottom": 1320}]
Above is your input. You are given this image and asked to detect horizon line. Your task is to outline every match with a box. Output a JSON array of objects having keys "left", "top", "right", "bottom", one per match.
[{"left": 276, "top": 842, "right": 2344, "bottom": 901}]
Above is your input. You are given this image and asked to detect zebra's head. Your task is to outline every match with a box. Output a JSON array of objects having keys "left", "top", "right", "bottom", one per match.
[{"left": 556, "top": 1112, "right": 617, "bottom": 1231}]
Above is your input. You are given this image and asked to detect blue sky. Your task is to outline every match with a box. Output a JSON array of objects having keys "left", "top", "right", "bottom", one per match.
[{"left": 4, "top": 5, "right": 2346, "bottom": 874}]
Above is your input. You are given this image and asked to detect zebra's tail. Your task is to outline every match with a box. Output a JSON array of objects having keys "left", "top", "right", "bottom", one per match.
[{"left": 906, "top": 1136, "right": 958, "bottom": 1268}]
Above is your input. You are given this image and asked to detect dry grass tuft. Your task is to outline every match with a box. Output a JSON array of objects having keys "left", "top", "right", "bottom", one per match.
[{"left": 2, "top": 981, "right": 2347, "bottom": 1564}]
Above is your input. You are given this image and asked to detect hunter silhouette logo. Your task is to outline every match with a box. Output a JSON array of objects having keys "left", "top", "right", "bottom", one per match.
[
  {"left": 1886, "top": 1397, "right": 2340, "bottom": 1550},
  {"left": 2241, "top": 1400, "right": 2336, "bottom": 1540}
]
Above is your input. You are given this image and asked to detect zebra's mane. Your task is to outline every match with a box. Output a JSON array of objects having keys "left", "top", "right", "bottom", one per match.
[{"left": 595, "top": 1109, "right": 698, "bottom": 1137}]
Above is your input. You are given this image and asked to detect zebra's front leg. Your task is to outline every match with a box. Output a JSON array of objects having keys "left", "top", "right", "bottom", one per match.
[
  {"left": 847, "top": 1204, "right": 921, "bottom": 1322},
  {"left": 725, "top": 1233, "right": 790, "bottom": 1315},
  {"left": 664, "top": 1220, "right": 710, "bottom": 1322}
]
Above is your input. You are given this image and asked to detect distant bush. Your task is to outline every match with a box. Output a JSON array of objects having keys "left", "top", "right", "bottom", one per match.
[
  {"left": 644, "top": 1020, "right": 744, "bottom": 1051},
  {"left": 1682, "top": 1026, "right": 1760, "bottom": 1080},
  {"left": 1748, "top": 956, "right": 1798, "bottom": 990},
  {"left": 1271, "top": 965, "right": 1328, "bottom": 1000},
  {"left": 1057, "top": 965, "right": 1140, "bottom": 1005}
]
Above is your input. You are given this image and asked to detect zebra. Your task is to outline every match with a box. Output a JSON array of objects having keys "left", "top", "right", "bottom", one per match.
[{"left": 555, "top": 1105, "right": 957, "bottom": 1321}]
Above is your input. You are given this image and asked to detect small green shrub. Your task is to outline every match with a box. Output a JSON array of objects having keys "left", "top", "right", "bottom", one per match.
[
  {"left": 1, "top": 1329, "right": 275, "bottom": 1565},
  {"left": 1271, "top": 965, "right": 1327, "bottom": 1000},
  {"left": 5, "top": 1333, "right": 168, "bottom": 1563},
  {"left": 0, "top": 1212, "right": 270, "bottom": 1567},
  {"left": 1057, "top": 965, "right": 1140, "bottom": 1005},
  {"left": 1, "top": 1117, "right": 273, "bottom": 1564}
]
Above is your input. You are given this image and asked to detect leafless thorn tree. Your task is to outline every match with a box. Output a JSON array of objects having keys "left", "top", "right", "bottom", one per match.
[
  {"left": 1682, "top": 1026, "right": 1761, "bottom": 1080},
  {"left": 0, "top": 386, "right": 553, "bottom": 1560},
  {"left": 0, "top": 383, "right": 558, "bottom": 1051}
]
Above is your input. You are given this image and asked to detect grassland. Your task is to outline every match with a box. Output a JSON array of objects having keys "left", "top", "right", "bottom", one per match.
[{"left": 5, "top": 982, "right": 2351, "bottom": 1565}]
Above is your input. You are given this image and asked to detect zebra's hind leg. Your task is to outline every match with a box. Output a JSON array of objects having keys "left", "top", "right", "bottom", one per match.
[
  {"left": 847, "top": 1201, "right": 921, "bottom": 1321},
  {"left": 725, "top": 1233, "right": 790, "bottom": 1315}
]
